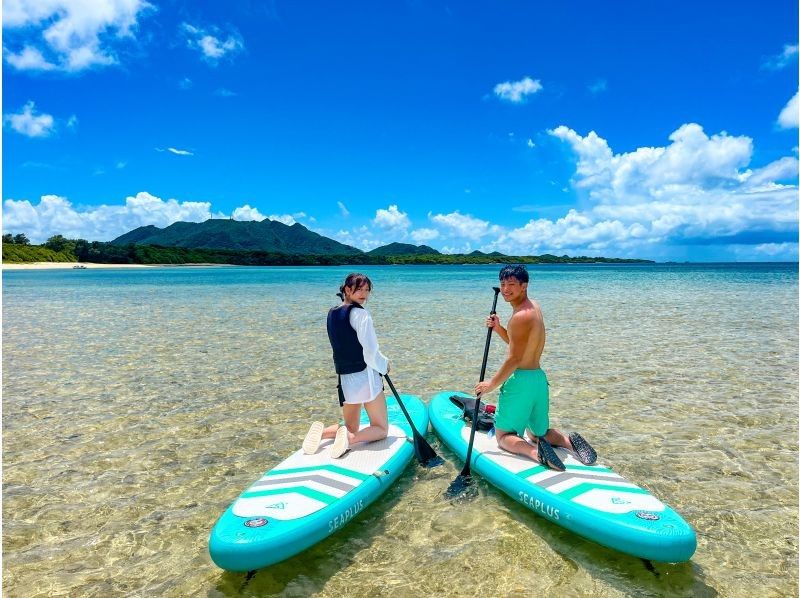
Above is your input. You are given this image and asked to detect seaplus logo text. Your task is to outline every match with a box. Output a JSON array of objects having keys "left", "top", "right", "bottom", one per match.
[
  {"left": 519, "top": 491, "right": 560, "bottom": 520},
  {"left": 329, "top": 500, "right": 364, "bottom": 532}
]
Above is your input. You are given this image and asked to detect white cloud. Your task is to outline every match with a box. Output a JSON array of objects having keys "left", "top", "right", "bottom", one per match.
[
  {"left": 66, "top": 115, "right": 78, "bottom": 129},
  {"left": 182, "top": 23, "right": 243, "bottom": 64},
  {"left": 267, "top": 212, "right": 306, "bottom": 226},
  {"left": 337, "top": 201, "right": 350, "bottom": 217},
  {"left": 231, "top": 205, "right": 266, "bottom": 221},
  {"left": 429, "top": 210, "right": 501, "bottom": 241},
  {"left": 762, "top": 44, "right": 799, "bottom": 70},
  {"left": 4, "top": 46, "right": 56, "bottom": 70},
  {"left": 778, "top": 91, "right": 798, "bottom": 129},
  {"left": 4, "top": 101, "right": 55, "bottom": 137},
  {"left": 753, "top": 242, "right": 798, "bottom": 257},
  {"left": 410, "top": 228, "right": 439, "bottom": 243},
  {"left": 179, "top": 77, "right": 192, "bottom": 90},
  {"left": 167, "top": 147, "right": 193, "bottom": 156},
  {"left": 215, "top": 88, "right": 237, "bottom": 97},
  {"left": 3, "top": 0, "right": 153, "bottom": 72},
  {"left": 740, "top": 156, "right": 799, "bottom": 188},
  {"left": 549, "top": 123, "right": 754, "bottom": 202},
  {"left": 527, "top": 138, "right": 535, "bottom": 148},
  {"left": 493, "top": 76, "right": 542, "bottom": 103},
  {"left": 2, "top": 191, "right": 212, "bottom": 243},
  {"left": 476, "top": 124, "right": 798, "bottom": 256},
  {"left": 373, "top": 204, "right": 410, "bottom": 231},
  {"left": 330, "top": 227, "right": 383, "bottom": 251}
]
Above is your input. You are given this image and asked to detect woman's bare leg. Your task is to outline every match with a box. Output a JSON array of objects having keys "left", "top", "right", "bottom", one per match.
[{"left": 341, "top": 393, "right": 388, "bottom": 444}]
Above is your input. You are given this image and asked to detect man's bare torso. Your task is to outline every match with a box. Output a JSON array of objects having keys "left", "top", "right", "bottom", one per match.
[{"left": 509, "top": 298, "right": 545, "bottom": 370}]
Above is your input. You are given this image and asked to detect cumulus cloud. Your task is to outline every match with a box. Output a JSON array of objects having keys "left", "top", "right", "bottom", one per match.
[
  {"left": 778, "top": 91, "right": 798, "bottom": 129},
  {"left": 2, "top": 192, "right": 212, "bottom": 243},
  {"left": 266, "top": 212, "right": 306, "bottom": 226},
  {"left": 410, "top": 228, "right": 439, "bottom": 243},
  {"left": 762, "top": 44, "right": 799, "bottom": 70},
  {"left": 182, "top": 23, "right": 244, "bottom": 64},
  {"left": 549, "top": 123, "right": 754, "bottom": 201},
  {"left": 373, "top": 204, "right": 410, "bottom": 231},
  {"left": 231, "top": 205, "right": 266, "bottom": 221},
  {"left": 3, "top": 0, "right": 153, "bottom": 72},
  {"left": 329, "top": 226, "right": 383, "bottom": 251},
  {"left": 4, "top": 46, "right": 56, "bottom": 70},
  {"left": 474, "top": 124, "right": 798, "bottom": 257},
  {"left": 493, "top": 76, "right": 542, "bottom": 103},
  {"left": 4, "top": 101, "right": 55, "bottom": 137},
  {"left": 1, "top": 192, "right": 312, "bottom": 243},
  {"left": 429, "top": 211, "right": 501, "bottom": 241}
]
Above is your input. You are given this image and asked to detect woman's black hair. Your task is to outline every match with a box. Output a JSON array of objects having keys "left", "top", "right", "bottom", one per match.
[{"left": 338, "top": 273, "right": 373, "bottom": 300}]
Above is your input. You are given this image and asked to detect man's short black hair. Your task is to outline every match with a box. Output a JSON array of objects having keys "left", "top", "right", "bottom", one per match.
[{"left": 499, "top": 264, "right": 529, "bottom": 283}]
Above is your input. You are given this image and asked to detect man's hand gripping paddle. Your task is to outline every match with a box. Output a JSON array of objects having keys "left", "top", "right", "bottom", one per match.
[
  {"left": 384, "top": 374, "right": 444, "bottom": 467},
  {"left": 445, "top": 286, "right": 501, "bottom": 500}
]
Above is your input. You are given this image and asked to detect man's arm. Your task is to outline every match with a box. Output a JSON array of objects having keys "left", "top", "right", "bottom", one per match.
[
  {"left": 487, "top": 314, "right": 510, "bottom": 344},
  {"left": 475, "top": 312, "right": 530, "bottom": 396}
]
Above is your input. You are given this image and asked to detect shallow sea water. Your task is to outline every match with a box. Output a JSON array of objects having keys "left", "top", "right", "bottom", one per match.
[{"left": 2, "top": 264, "right": 798, "bottom": 597}]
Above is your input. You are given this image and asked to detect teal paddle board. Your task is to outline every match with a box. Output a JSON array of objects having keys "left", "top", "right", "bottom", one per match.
[
  {"left": 429, "top": 391, "right": 697, "bottom": 562},
  {"left": 209, "top": 393, "right": 428, "bottom": 571}
]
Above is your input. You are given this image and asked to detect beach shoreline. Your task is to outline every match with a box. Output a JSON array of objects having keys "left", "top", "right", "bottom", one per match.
[{"left": 1, "top": 262, "right": 236, "bottom": 270}]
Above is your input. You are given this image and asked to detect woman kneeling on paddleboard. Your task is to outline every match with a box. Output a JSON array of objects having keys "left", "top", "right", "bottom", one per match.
[{"left": 302, "top": 273, "right": 390, "bottom": 459}]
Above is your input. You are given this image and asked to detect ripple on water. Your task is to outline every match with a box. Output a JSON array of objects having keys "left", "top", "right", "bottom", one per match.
[{"left": 2, "top": 264, "right": 797, "bottom": 597}]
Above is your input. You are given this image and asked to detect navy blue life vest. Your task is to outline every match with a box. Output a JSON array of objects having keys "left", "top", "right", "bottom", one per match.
[{"left": 327, "top": 303, "right": 367, "bottom": 375}]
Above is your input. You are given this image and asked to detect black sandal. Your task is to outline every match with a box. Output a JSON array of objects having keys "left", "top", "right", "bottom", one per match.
[
  {"left": 568, "top": 432, "right": 597, "bottom": 465},
  {"left": 537, "top": 438, "right": 566, "bottom": 472}
]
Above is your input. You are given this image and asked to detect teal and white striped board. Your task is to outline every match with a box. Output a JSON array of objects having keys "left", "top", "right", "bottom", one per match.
[
  {"left": 430, "top": 391, "right": 696, "bottom": 562},
  {"left": 209, "top": 393, "right": 428, "bottom": 571}
]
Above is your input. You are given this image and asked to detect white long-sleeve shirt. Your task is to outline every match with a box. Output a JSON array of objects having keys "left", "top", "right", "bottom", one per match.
[{"left": 340, "top": 306, "right": 388, "bottom": 404}]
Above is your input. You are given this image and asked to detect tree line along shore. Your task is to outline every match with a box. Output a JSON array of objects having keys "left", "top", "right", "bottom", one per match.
[{"left": 2, "top": 234, "right": 653, "bottom": 266}]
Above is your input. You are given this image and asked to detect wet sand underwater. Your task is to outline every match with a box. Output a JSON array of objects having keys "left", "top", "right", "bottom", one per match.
[{"left": 3, "top": 264, "right": 797, "bottom": 596}]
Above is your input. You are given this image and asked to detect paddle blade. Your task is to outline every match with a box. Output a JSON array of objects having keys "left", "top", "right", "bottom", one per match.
[
  {"left": 413, "top": 432, "right": 444, "bottom": 468},
  {"left": 444, "top": 473, "right": 477, "bottom": 501}
]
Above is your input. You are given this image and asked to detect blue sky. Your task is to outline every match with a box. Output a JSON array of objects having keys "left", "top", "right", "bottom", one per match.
[{"left": 3, "top": 0, "right": 798, "bottom": 261}]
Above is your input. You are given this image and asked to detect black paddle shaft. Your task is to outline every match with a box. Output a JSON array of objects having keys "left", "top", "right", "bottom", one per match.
[
  {"left": 461, "top": 286, "right": 501, "bottom": 477},
  {"left": 384, "top": 374, "right": 443, "bottom": 467}
]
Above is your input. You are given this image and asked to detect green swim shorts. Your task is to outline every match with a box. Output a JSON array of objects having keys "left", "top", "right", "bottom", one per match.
[{"left": 494, "top": 368, "right": 549, "bottom": 437}]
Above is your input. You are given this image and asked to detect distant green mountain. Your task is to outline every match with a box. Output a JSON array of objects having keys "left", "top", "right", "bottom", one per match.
[
  {"left": 367, "top": 242, "right": 441, "bottom": 256},
  {"left": 468, "top": 250, "right": 486, "bottom": 256},
  {"left": 112, "top": 219, "right": 362, "bottom": 255}
]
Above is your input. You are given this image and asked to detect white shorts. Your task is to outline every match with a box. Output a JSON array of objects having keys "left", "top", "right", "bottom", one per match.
[{"left": 340, "top": 367, "right": 384, "bottom": 405}]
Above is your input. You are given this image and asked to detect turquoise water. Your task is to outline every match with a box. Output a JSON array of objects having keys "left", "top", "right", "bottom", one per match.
[{"left": 3, "top": 264, "right": 798, "bottom": 597}]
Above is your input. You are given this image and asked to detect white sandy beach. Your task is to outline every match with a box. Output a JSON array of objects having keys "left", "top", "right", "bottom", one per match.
[{"left": 1, "top": 262, "right": 234, "bottom": 270}]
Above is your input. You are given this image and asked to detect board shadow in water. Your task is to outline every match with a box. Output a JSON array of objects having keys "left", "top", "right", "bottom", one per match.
[
  {"left": 486, "top": 472, "right": 717, "bottom": 597},
  {"left": 210, "top": 461, "right": 437, "bottom": 597}
]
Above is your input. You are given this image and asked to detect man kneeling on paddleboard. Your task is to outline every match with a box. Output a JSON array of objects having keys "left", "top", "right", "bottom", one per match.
[
  {"left": 302, "top": 273, "right": 391, "bottom": 459},
  {"left": 474, "top": 265, "right": 597, "bottom": 471}
]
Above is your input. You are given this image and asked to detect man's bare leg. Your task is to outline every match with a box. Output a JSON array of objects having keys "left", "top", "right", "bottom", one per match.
[{"left": 497, "top": 429, "right": 539, "bottom": 461}]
